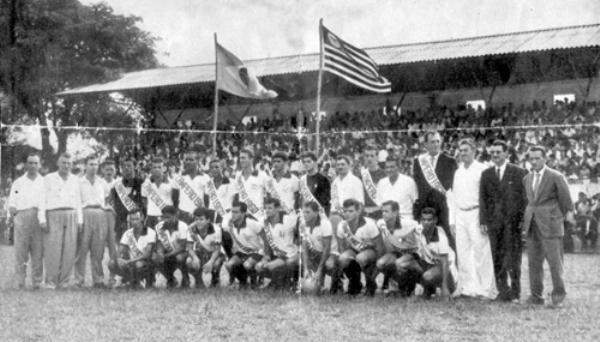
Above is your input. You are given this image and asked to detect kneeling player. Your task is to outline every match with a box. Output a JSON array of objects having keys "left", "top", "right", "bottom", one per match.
[
  {"left": 337, "top": 199, "right": 384, "bottom": 295},
  {"left": 186, "top": 207, "right": 225, "bottom": 288},
  {"left": 223, "top": 201, "right": 264, "bottom": 288},
  {"left": 256, "top": 198, "right": 299, "bottom": 290},
  {"left": 153, "top": 206, "right": 190, "bottom": 288},
  {"left": 108, "top": 210, "right": 156, "bottom": 288},
  {"left": 376, "top": 200, "right": 420, "bottom": 296},
  {"left": 300, "top": 201, "right": 341, "bottom": 294},
  {"left": 395, "top": 207, "right": 456, "bottom": 300}
]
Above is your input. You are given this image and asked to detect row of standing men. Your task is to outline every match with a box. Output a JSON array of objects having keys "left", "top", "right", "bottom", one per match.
[{"left": 8, "top": 131, "right": 573, "bottom": 304}]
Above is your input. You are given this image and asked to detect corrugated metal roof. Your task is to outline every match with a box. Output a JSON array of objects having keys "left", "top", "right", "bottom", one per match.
[{"left": 58, "top": 23, "right": 600, "bottom": 96}]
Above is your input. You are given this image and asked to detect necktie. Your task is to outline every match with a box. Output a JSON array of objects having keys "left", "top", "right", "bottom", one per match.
[
  {"left": 532, "top": 172, "right": 541, "bottom": 194},
  {"left": 496, "top": 167, "right": 501, "bottom": 180}
]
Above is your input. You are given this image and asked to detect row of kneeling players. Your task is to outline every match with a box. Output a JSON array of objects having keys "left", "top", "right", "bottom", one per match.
[{"left": 110, "top": 198, "right": 455, "bottom": 299}]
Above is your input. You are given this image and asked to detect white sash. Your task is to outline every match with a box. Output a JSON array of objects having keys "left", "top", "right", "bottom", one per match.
[
  {"left": 175, "top": 175, "right": 204, "bottom": 209},
  {"left": 377, "top": 220, "right": 404, "bottom": 251},
  {"left": 264, "top": 221, "right": 287, "bottom": 258},
  {"left": 206, "top": 178, "right": 226, "bottom": 216},
  {"left": 127, "top": 231, "right": 144, "bottom": 258},
  {"left": 143, "top": 181, "right": 168, "bottom": 211},
  {"left": 360, "top": 168, "right": 378, "bottom": 205},
  {"left": 418, "top": 154, "right": 447, "bottom": 195},
  {"left": 299, "top": 176, "right": 325, "bottom": 214},
  {"left": 265, "top": 174, "right": 293, "bottom": 214},
  {"left": 228, "top": 225, "right": 258, "bottom": 254},
  {"left": 115, "top": 181, "right": 138, "bottom": 212},
  {"left": 331, "top": 179, "right": 342, "bottom": 213},
  {"left": 156, "top": 224, "right": 175, "bottom": 253},
  {"left": 189, "top": 224, "right": 218, "bottom": 252},
  {"left": 301, "top": 224, "right": 320, "bottom": 254},
  {"left": 236, "top": 175, "right": 260, "bottom": 215},
  {"left": 340, "top": 221, "right": 368, "bottom": 251}
]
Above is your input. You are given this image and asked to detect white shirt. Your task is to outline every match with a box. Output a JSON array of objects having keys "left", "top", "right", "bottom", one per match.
[
  {"left": 331, "top": 173, "right": 364, "bottom": 211},
  {"left": 120, "top": 228, "right": 156, "bottom": 258},
  {"left": 155, "top": 220, "right": 188, "bottom": 250},
  {"left": 207, "top": 177, "right": 235, "bottom": 212},
  {"left": 141, "top": 178, "right": 173, "bottom": 216},
  {"left": 265, "top": 213, "right": 298, "bottom": 257},
  {"left": 222, "top": 216, "right": 264, "bottom": 254},
  {"left": 532, "top": 166, "right": 547, "bottom": 193},
  {"left": 171, "top": 173, "right": 209, "bottom": 213},
  {"left": 44, "top": 172, "right": 83, "bottom": 224},
  {"left": 271, "top": 173, "right": 300, "bottom": 210},
  {"left": 336, "top": 217, "right": 379, "bottom": 251},
  {"left": 7, "top": 173, "right": 46, "bottom": 224},
  {"left": 303, "top": 215, "right": 338, "bottom": 253},
  {"left": 376, "top": 217, "right": 419, "bottom": 253},
  {"left": 493, "top": 161, "right": 508, "bottom": 180},
  {"left": 452, "top": 160, "right": 487, "bottom": 210},
  {"left": 376, "top": 174, "right": 418, "bottom": 220},
  {"left": 430, "top": 153, "right": 441, "bottom": 170},
  {"left": 235, "top": 171, "right": 269, "bottom": 211},
  {"left": 187, "top": 223, "right": 222, "bottom": 253},
  {"left": 79, "top": 175, "right": 108, "bottom": 209}
]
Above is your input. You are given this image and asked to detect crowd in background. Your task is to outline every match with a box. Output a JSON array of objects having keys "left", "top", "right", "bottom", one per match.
[{"left": 2, "top": 99, "right": 600, "bottom": 251}]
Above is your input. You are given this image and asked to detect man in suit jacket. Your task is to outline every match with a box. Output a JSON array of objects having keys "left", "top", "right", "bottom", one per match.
[
  {"left": 413, "top": 131, "right": 457, "bottom": 249},
  {"left": 480, "top": 140, "right": 528, "bottom": 301},
  {"left": 523, "top": 145, "right": 573, "bottom": 306}
]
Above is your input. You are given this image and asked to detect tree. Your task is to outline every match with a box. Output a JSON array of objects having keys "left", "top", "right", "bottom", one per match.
[{"left": 0, "top": 0, "right": 158, "bottom": 166}]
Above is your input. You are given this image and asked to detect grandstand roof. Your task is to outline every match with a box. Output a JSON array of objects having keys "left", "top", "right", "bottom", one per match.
[{"left": 58, "top": 23, "right": 600, "bottom": 96}]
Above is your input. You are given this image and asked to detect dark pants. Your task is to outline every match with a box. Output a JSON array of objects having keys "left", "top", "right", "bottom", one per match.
[
  {"left": 221, "top": 231, "right": 234, "bottom": 258},
  {"left": 527, "top": 220, "right": 566, "bottom": 301},
  {"left": 488, "top": 219, "right": 522, "bottom": 299}
]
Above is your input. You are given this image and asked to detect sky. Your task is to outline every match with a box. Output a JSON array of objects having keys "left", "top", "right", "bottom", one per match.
[{"left": 82, "top": 0, "right": 600, "bottom": 67}]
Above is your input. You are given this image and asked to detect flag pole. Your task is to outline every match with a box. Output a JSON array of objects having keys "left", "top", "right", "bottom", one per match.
[
  {"left": 212, "top": 32, "right": 219, "bottom": 157},
  {"left": 315, "top": 18, "right": 324, "bottom": 155}
]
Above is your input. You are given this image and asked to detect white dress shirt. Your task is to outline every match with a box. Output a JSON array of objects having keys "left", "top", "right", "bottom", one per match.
[
  {"left": 141, "top": 177, "right": 173, "bottom": 216},
  {"left": 172, "top": 173, "right": 209, "bottom": 213},
  {"left": 79, "top": 175, "right": 108, "bottom": 209},
  {"left": 207, "top": 177, "right": 235, "bottom": 212},
  {"left": 7, "top": 173, "right": 46, "bottom": 224},
  {"left": 494, "top": 161, "right": 508, "bottom": 180},
  {"left": 376, "top": 174, "right": 418, "bottom": 220},
  {"left": 44, "top": 172, "right": 83, "bottom": 224},
  {"left": 452, "top": 160, "right": 487, "bottom": 211},
  {"left": 235, "top": 171, "right": 268, "bottom": 210},
  {"left": 331, "top": 173, "right": 364, "bottom": 210}
]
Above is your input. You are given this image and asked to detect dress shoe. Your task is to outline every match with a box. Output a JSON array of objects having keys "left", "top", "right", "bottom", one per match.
[{"left": 525, "top": 296, "right": 544, "bottom": 305}]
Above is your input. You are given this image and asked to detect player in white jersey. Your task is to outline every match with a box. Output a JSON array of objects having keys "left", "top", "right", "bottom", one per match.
[
  {"left": 256, "top": 198, "right": 299, "bottom": 290},
  {"left": 337, "top": 199, "right": 385, "bottom": 295},
  {"left": 152, "top": 206, "right": 189, "bottom": 288},
  {"left": 108, "top": 210, "right": 156, "bottom": 289},
  {"left": 375, "top": 200, "right": 420, "bottom": 296},
  {"left": 186, "top": 207, "right": 225, "bottom": 288},
  {"left": 300, "top": 201, "right": 342, "bottom": 294}
]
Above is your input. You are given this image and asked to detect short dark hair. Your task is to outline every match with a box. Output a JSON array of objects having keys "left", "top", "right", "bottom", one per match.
[
  {"left": 151, "top": 157, "right": 164, "bottom": 165},
  {"left": 301, "top": 152, "right": 318, "bottom": 162},
  {"left": 420, "top": 207, "right": 437, "bottom": 218},
  {"left": 58, "top": 152, "right": 72, "bottom": 160},
  {"left": 382, "top": 200, "right": 399, "bottom": 212},
  {"left": 128, "top": 209, "right": 145, "bottom": 219},
  {"left": 528, "top": 145, "right": 547, "bottom": 157},
  {"left": 424, "top": 131, "right": 441, "bottom": 143},
  {"left": 25, "top": 152, "right": 40, "bottom": 162},
  {"left": 232, "top": 201, "right": 248, "bottom": 213},
  {"left": 491, "top": 140, "right": 508, "bottom": 152},
  {"left": 264, "top": 198, "right": 281, "bottom": 208},
  {"left": 240, "top": 149, "right": 253, "bottom": 159},
  {"left": 209, "top": 159, "right": 221, "bottom": 167},
  {"left": 85, "top": 155, "right": 99, "bottom": 165},
  {"left": 336, "top": 155, "right": 352, "bottom": 165},
  {"left": 121, "top": 157, "right": 136, "bottom": 165},
  {"left": 364, "top": 145, "right": 378, "bottom": 154},
  {"left": 161, "top": 205, "right": 177, "bottom": 216},
  {"left": 193, "top": 207, "right": 213, "bottom": 220},
  {"left": 342, "top": 198, "right": 361, "bottom": 210},
  {"left": 385, "top": 156, "right": 399, "bottom": 165},
  {"left": 271, "top": 152, "right": 288, "bottom": 162},
  {"left": 303, "top": 201, "right": 320, "bottom": 212}
]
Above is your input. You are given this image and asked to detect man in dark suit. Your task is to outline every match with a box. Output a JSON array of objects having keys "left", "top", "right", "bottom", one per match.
[
  {"left": 523, "top": 145, "right": 573, "bottom": 306},
  {"left": 480, "top": 140, "right": 528, "bottom": 302},
  {"left": 413, "top": 131, "right": 457, "bottom": 249}
]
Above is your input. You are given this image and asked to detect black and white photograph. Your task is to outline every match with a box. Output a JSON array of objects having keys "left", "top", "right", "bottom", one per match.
[{"left": 1, "top": 0, "right": 599, "bottom": 340}]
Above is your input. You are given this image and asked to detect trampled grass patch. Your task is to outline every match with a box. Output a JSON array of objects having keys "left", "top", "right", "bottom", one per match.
[{"left": 0, "top": 246, "right": 599, "bottom": 341}]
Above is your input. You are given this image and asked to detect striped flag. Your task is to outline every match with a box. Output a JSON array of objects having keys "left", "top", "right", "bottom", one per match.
[{"left": 320, "top": 24, "right": 391, "bottom": 93}]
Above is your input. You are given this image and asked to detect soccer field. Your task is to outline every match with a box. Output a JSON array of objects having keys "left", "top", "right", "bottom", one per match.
[{"left": 0, "top": 246, "right": 598, "bottom": 342}]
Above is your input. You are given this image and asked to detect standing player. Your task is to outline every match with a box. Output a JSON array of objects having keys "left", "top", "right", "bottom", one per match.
[
  {"left": 7, "top": 153, "right": 46, "bottom": 289},
  {"left": 337, "top": 199, "right": 384, "bottom": 295},
  {"left": 173, "top": 151, "right": 209, "bottom": 223},
  {"left": 331, "top": 156, "right": 364, "bottom": 237},
  {"left": 413, "top": 131, "right": 457, "bottom": 249},
  {"left": 43, "top": 152, "right": 83, "bottom": 289},
  {"left": 101, "top": 159, "right": 119, "bottom": 286},
  {"left": 142, "top": 157, "right": 176, "bottom": 228},
  {"left": 223, "top": 201, "right": 264, "bottom": 288},
  {"left": 377, "top": 156, "right": 418, "bottom": 220},
  {"left": 300, "top": 201, "right": 341, "bottom": 294},
  {"left": 153, "top": 205, "right": 189, "bottom": 288},
  {"left": 108, "top": 210, "right": 156, "bottom": 289},
  {"left": 300, "top": 152, "right": 331, "bottom": 215},
  {"left": 360, "top": 146, "right": 386, "bottom": 219},
  {"left": 234, "top": 149, "right": 268, "bottom": 220},
  {"left": 452, "top": 138, "right": 496, "bottom": 299},
  {"left": 256, "top": 198, "right": 299, "bottom": 290},
  {"left": 375, "top": 201, "right": 420, "bottom": 296},
  {"left": 75, "top": 156, "right": 109, "bottom": 288},
  {"left": 267, "top": 153, "right": 300, "bottom": 213},
  {"left": 186, "top": 207, "right": 225, "bottom": 288}
]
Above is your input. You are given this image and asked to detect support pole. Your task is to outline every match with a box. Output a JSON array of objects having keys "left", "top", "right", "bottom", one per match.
[
  {"left": 212, "top": 33, "right": 219, "bottom": 157},
  {"left": 315, "top": 18, "right": 324, "bottom": 155}
]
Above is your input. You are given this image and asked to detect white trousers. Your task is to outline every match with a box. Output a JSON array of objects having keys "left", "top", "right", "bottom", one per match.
[{"left": 455, "top": 209, "right": 497, "bottom": 298}]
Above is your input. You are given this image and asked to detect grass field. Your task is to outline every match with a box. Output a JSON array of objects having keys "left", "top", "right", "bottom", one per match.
[{"left": 0, "top": 245, "right": 599, "bottom": 342}]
